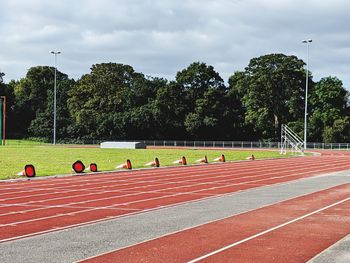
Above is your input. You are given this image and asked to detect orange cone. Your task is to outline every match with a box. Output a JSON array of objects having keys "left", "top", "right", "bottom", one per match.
[
  {"left": 17, "top": 170, "right": 25, "bottom": 176},
  {"left": 116, "top": 159, "right": 132, "bottom": 169},
  {"left": 247, "top": 154, "right": 255, "bottom": 160},
  {"left": 145, "top": 157, "right": 160, "bottom": 167},
  {"left": 195, "top": 156, "right": 208, "bottom": 164},
  {"left": 214, "top": 154, "right": 226, "bottom": 162},
  {"left": 173, "top": 156, "right": 187, "bottom": 165}
]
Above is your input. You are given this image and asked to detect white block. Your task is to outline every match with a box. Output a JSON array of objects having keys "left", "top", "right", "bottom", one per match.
[{"left": 100, "top": 141, "right": 146, "bottom": 149}]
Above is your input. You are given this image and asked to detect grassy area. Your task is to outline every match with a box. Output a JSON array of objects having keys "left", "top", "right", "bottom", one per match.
[
  {"left": 3, "top": 139, "right": 48, "bottom": 146},
  {"left": 0, "top": 142, "right": 291, "bottom": 180}
]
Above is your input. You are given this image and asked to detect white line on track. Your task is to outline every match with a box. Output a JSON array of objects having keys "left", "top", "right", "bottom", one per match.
[
  {"left": 1, "top": 175, "right": 349, "bottom": 244},
  {"left": 1, "top": 159, "right": 349, "bottom": 208},
  {"left": 0, "top": 157, "right": 347, "bottom": 202},
  {"left": 5, "top": 158, "right": 348, "bottom": 195},
  {"left": 0, "top": 156, "right": 333, "bottom": 193},
  {"left": 0, "top": 156, "right": 349, "bottom": 242},
  {"left": 0, "top": 159, "right": 349, "bottom": 223},
  {"left": 3, "top": 158, "right": 342, "bottom": 201},
  {"left": 187, "top": 197, "right": 350, "bottom": 263},
  {"left": 0, "top": 158, "right": 302, "bottom": 193},
  {"left": 0, "top": 163, "right": 345, "bottom": 219},
  {"left": 0, "top": 166, "right": 348, "bottom": 227}
]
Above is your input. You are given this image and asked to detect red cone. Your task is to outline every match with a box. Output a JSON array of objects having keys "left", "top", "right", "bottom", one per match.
[
  {"left": 116, "top": 159, "right": 132, "bottom": 169},
  {"left": 196, "top": 156, "right": 208, "bottom": 164},
  {"left": 214, "top": 154, "right": 226, "bottom": 162},
  {"left": 173, "top": 156, "right": 187, "bottom": 165},
  {"left": 145, "top": 157, "right": 160, "bottom": 167}
]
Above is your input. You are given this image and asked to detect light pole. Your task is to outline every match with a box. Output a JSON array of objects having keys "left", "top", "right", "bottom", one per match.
[
  {"left": 51, "top": 51, "right": 61, "bottom": 145},
  {"left": 302, "top": 39, "right": 312, "bottom": 150}
]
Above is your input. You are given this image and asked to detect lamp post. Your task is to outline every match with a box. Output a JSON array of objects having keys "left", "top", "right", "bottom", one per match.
[
  {"left": 50, "top": 51, "right": 61, "bottom": 145},
  {"left": 302, "top": 39, "right": 312, "bottom": 150}
]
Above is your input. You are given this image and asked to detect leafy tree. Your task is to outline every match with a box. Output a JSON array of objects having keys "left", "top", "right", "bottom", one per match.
[
  {"left": 0, "top": 72, "right": 4, "bottom": 84},
  {"left": 176, "top": 62, "right": 225, "bottom": 107},
  {"left": 28, "top": 77, "right": 75, "bottom": 140},
  {"left": 309, "top": 76, "right": 349, "bottom": 142},
  {"left": 67, "top": 63, "right": 151, "bottom": 140},
  {"left": 3, "top": 58, "right": 350, "bottom": 143},
  {"left": 230, "top": 54, "right": 308, "bottom": 140},
  {"left": 322, "top": 117, "right": 350, "bottom": 143},
  {"left": 227, "top": 72, "right": 256, "bottom": 140},
  {"left": 175, "top": 62, "right": 227, "bottom": 139},
  {"left": 10, "top": 66, "right": 73, "bottom": 140},
  {"left": 184, "top": 87, "right": 227, "bottom": 139},
  {"left": 153, "top": 81, "right": 187, "bottom": 139}
]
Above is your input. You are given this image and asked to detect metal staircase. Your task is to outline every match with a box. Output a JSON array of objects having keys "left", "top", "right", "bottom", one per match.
[{"left": 280, "top": 124, "right": 304, "bottom": 154}]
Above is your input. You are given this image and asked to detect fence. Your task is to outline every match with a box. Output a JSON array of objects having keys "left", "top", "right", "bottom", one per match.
[
  {"left": 140, "top": 140, "right": 350, "bottom": 151},
  {"left": 142, "top": 140, "right": 280, "bottom": 149},
  {"left": 2, "top": 139, "right": 350, "bottom": 151}
]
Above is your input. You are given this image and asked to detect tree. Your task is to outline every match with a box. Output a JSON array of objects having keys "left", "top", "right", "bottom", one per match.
[
  {"left": 67, "top": 63, "right": 150, "bottom": 140},
  {"left": 227, "top": 72, "right": 255, "bottom": 140},
  {"left": 184, "top": 88, "right": 223, "bottom": 138},
  {"left": 28, "top": 77, "right": 75, "bottom": 140},
  {"left": 124, "top": 77, "right": 168, "bottom": 139},
  {"left": 175, "top": 62, "right": 227, "bottom": 139},
  {"left": 230, "top": 54, "right": 308, "bottom": 140},
  {"left": 0, "top": 72, "right": 4, "bottom": 84},
  {"left": 322, "top": 117, "right": 350, "bottom": 143},
  {"left": 308, "top": 76, "right": 349, "bottom": 142},
  {"left": 9, "top": 66, "right": 73, "bottom": 140},
  {"left": 176, "top": 62, "right": 225, "bottom": 107},
  {"left": 153, "top": 81, "right": 187, "bottom": 139}
]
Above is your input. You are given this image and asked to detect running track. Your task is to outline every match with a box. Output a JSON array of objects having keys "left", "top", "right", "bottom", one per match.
[
  {"left": 1, "top": 152, "right": 350, "bottom": 262},
  {"left": 81, "top": 183, "right": 350, "bottom": 262}
]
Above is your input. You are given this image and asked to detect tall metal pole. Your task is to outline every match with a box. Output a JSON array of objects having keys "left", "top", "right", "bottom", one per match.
[
  {"left": 51, "top": 51, "right": 61, "bottom": 145},
  {"left": 302, "top": 39, "right": 312, "bottom": 150}
]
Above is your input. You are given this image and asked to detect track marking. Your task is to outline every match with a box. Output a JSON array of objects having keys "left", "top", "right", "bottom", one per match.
[
  {"left": 1, "top": 162, "right": 349, "bottom": 223},
  {"left": 0, "top": 156, "right": 340, "bottom": 194},
  {"left": 0, "top": 157, "right": 344, "bottom": 200},
  {"left": 0, "top": 166, "right": 344, "bottom": 222},
  {"left": 187, "top": 197, "right": 350, "bottom": 263},
  {"left": 76, "top": 183, "right": 350, "bottom": 262},
  {"left": 1, "top": 156, "right": 350, "bottom": 243},
  {"left": 1, "top": 158, "right": 348, "bottom": 207}
]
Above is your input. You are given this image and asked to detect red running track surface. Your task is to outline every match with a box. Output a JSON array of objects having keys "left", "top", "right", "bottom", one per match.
[
  {"left": 0, "top": 155, "right": 350, "bottom": 243},
  {"left": 80, "top": 183, "right": 350, "bottom": 263}
]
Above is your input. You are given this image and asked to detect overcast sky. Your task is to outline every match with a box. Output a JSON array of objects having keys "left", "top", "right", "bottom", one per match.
[{"left": 1, "top": 0, "right": 349, "bottom": 88}]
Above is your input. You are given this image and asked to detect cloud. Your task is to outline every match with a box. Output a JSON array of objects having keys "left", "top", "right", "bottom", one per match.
[{"left": 0, "top": 0, "right": 350, "bottom": 88}]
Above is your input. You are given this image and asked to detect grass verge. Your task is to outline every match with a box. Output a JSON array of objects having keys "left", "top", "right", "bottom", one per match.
[{"left": 0, "top": 143, "right": 293, "bottom": 180}]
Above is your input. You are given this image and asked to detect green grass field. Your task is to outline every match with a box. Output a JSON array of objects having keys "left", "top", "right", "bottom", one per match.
[{"left": 0, "top": 141, "right": 291, "bottom": 180}]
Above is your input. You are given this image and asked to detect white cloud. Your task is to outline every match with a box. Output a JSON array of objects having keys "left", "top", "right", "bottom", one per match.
[{"left": 0, "top": 0, "right": 350, "bottom": 88}]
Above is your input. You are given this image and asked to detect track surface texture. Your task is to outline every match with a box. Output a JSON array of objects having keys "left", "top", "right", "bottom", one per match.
[{"left": 0, "top": 150, "right": 350, "bottom": 262}]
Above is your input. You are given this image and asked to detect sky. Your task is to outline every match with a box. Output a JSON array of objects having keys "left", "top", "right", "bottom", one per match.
[{"left": 1, "top": 0, "right": 349, "bottom": 88}]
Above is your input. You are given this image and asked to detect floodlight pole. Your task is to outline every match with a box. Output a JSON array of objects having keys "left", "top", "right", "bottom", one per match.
[
  {"left": 51, "top": 51, "right": 61, "bottom": 145},
  {"left": 302, "top": 39, "right": 312, "bottom": 150}
]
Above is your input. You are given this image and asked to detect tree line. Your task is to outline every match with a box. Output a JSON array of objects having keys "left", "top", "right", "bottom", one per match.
[{"left": 0, "top": 53, "right": 349, "bottom": 143}]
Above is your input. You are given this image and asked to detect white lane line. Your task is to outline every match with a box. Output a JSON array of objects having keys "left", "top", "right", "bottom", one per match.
[
  {"left": 0, "top": 165, "right": 347, "bottom": 220},
  {"left": 0, "top": 159, "right": 295, "bottom": 194},
  {"left": 187, "top": 197, "right": 350, "bottom": 263},
  {"left": 3, "top": 157, "right": 347, "bottom": 197},
  {"left": 1, "top": 158, "right": 346, "bottom": 205},
  {"left": 0, "top": 157, "right": 345, "bottom": 204},
  {"left": 0, "top": 165, "right": 330, "bottom": 217},
  {"left": 0, "top": 156, "right": 335, "bottom": 193}
]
